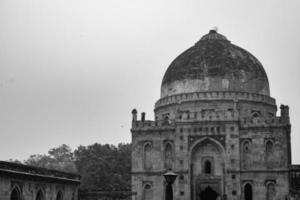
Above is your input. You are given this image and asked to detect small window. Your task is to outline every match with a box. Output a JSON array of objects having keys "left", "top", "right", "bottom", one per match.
[
  {"left": 144, "top": 184, "right": 151, "bottom": 190},
  {"left": 179, "top": 175, "right": 184, "bottom": 181},
  {"left": 204, "top": 161, "right": 212, "bottom": 174},
  {"left": 243, "top": 140, "right": 250, "bottom": 153},
  {"left": 251, "top": 110, "right": 261, "bottom": 118},
  {"left": 266, "top": 140, "right": 273, "bottom": 154}
]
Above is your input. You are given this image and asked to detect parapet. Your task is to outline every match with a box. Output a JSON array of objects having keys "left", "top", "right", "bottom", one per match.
[
  {"left": 239, "top": 116, "right": 290, "bottom": 128},
  {"left": 131, "top": 119, "right": 175, "bottom": 132},
  {"left": 175, "top": 109, "right": 239, "bottom": 122},
  {"left": 0, "top": 160, "right": 80, "bottom": 183}
]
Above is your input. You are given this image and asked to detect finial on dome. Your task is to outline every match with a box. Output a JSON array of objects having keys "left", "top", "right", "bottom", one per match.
[
  {"left": 210, "top": 26, "right": 218, "bottom": 33},
  {"left": 199, "top": 27, "right": 227, "bottom": 41}
]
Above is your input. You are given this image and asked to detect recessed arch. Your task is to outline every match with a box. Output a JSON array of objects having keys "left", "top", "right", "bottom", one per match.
[
  {"left": 56, "top": 190, "right": 63, "bottom": 200},
  {"left": 143, "top": 183, "right": 153, "bottom": 200},
  {"left": 266, "top": 182, "right": 276, "bottom": 200},
  {"left": 190, "top": 137, "right": 225, "bottom": 200},
  {"left": 164, "top": 142, "right": 174, "bottom": 170},
  {"left": 10, "top": 186, "right": 22, "bottom": 200},
  {"left": 143, "top": 142, "right": 152, "bottom": 170},
  {"left": 244, "top": 183, "right": 253, "bottom": 200},
  {"left": 36, "top": 189, "right": 45, "bottom": 200},
  {"left": 242, "top": 140, "right": 251, "bottom": 153},
  {"left": 266, "top": 140, "right": 274, "bottom": 154},
  {"left": 189, "top": 137, "right": 226, "bottom": 157}
]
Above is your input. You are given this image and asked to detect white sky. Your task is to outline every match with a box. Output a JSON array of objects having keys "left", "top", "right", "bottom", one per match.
[{"left": 1, "top": 0, "right": 300, "bottom": 163}]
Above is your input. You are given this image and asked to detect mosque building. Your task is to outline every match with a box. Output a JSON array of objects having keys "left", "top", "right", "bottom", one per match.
[{"left": 131, "top": 30, "right": 300, "bottom": 200}]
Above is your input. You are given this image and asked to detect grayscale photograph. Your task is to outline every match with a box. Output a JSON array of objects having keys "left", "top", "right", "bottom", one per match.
[{"left": 1, "top": 1, "right": 300, "bottom": 200}]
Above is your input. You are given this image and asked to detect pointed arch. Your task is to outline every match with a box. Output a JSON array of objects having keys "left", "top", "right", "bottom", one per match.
[
  {"left": 266, "top": 182, "right": 276, "bottom": 200},
  {"left": 10, "top": 186, "right": 22, "bottom": 200},
  {"left": 242, "top": 140, "right": 251, "bottom": 153},
  {"left": 190, "top": 137, "right": 225, "bottom": 199},
  {"left": 244, "top": 183, "right": 253, "bottom": 200},
  {"left": 143, "top": 183, "right": 153, "bottom": 200},
  {"left": 56, "top": 190, "right": 63, "bottom": 200},
  {"left": 189, "top": 137, "right": 226, "bottom": 157},
  {"left": 164, "top": 142, "right": 174, "bottom": 170},
  {"left": 266, "top": 140, "right": 274, "bottom": 154},
  {"left": 36, "top": 189, "right": 44, "bottom": 200},
  {"left": 143, "top": 142, "right": 152, "bottom": 170}
]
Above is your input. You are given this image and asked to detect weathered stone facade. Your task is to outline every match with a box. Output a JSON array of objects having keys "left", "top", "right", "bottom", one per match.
[
  {"left": 131, "top": 30, "right": 295, "bottom": 200},
  {"left": 0, "top": 161, "right": 80, "bottom": 200}
]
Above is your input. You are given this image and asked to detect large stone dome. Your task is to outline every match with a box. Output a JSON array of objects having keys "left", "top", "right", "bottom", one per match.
[{"left": 161, "top": 30, "right": 270, "bottom": 98}]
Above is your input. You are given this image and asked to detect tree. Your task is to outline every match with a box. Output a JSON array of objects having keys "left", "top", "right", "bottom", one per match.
[
  {"left": 24, "top": 144, "right": 77, "bottom": 173},
  {"left": 74, "top": 143, "right": 131, "bottom": 191}
]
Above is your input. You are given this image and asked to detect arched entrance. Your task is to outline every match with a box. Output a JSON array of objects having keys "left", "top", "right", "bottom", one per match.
[
  {"left": 10, "top": 187, "right": 21, "bottom": 200},
  {"left": 36, "top": 189, "right": 44, "bottom": 200},
  {"left": 200, "top": 186, "right": 218, "bottom": 200},
  {"left": 244, "top": 183, "right": 253, "bottom": 200},
  {"left": 190, "top": 137, "right": 225, "bottom": 200}
]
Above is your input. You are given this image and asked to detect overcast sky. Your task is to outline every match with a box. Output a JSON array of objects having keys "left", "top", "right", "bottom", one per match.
[{"left": 1, "top": 0, "right": 300, "bottom": 163}]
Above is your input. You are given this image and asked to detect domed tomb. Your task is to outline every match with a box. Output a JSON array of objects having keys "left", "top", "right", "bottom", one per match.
[{"left": 161, "top": 30, "right": 270, "bottom": 98}]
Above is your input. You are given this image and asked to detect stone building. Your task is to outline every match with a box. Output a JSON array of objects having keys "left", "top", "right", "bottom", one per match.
[
  {"left": 0, "top": 160, "right": 80, "bottom": 200},
  {"left": 131, "top": 30, "right": 298, "bottom": 200}
]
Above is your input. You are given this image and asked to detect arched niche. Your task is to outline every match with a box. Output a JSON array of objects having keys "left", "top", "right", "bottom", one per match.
[
  {"left": 143, "top": 142, "right": 153, "bottom": 170},
  {"left": 266, "top": 182, "right": 276, "bottom": 200},
  {"left": 143, "top": 183, "right": 153, "bottom": 200},
  {"left": 36, "top": 189, "right": 45, "bottom": 200},
  {"left": 56, "top": 191, "right": 63, "bottom": 200},
  {"left": 10, "top": 186, "right": 22, "bottom": 200},
  {"left": 266, "top": 140, "right": 274, "bottom": 154},
  {"left": 164, "top": 142, "right": 174, "bottom": 170}
]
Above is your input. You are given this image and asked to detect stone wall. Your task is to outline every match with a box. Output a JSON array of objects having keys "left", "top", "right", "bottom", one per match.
[{"left": 0, "top": 161, "right": 80, "bottom": 200}]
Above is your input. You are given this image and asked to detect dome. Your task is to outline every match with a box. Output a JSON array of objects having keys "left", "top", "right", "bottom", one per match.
[{"left": 161, "top": 30, "right": 270, "bottom": 98}]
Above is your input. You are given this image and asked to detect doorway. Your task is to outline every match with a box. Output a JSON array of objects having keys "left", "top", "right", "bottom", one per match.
[
  {"left": 200, "top": 186, "right": 218, "bottom": 200},
  {"left": 244, "top": 183, "right": 253, "bottom": 200}
]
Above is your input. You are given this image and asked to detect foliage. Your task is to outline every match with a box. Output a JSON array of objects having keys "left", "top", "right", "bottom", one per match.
[
  {"left": 74, "top": 143, "right": 131, "bottom": 191},
  {"left": 11, "top": 143, "right": 132, "bottom": 193},
  {"left": 24, "top": 144, "right": 77, "bottom": 173}
]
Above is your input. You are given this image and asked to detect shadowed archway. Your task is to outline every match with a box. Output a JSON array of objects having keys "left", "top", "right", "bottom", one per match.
[
  {"left": 10, "top": 186, "right": 22, "bottom": 200},
  {"left": 244, "top": 183, "right": 253, "bottom": 200},
  {"left": 56, "top": 191, "right": 63, "bottom": 200},
  {"left": 36, "top": 189, "right": 44, "bottom": 200},
  {"left": 200, "top": 186, "right": 218, "bottom": 200}
]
